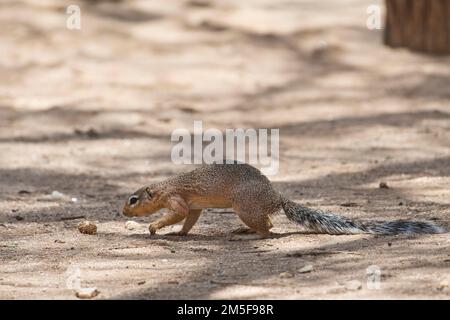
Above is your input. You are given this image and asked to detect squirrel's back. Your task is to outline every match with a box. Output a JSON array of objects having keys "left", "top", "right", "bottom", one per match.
[{"left": 171, "top": 162, "right": 272, "bottom": 196}]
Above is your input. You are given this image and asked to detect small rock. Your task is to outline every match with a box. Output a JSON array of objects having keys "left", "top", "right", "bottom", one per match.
[
  {"left": 15, "top": 215, "right": 24, "bottom": 221},
  {"left": 298, "top": 264, "right": 314, "bottom": 274},
  {"left": 39, "top": 191, "right": 71, "bottom": 202},
  {"left": 279, "top": 272, "right": 294, "bottom": 279},
  {"left": 398, "top": 202, "right": 403, "bottom": 206},
  {"left": 54, "top": 239, "right": 65, "bottom": 244},
  {"left": 345, "top": 280, "right": 362, "bottom": 291},
  {"left": 18, "top": 190, "right": 31, "bottom": 195},
  {"left": 78, "top": 221, "right": 97, "bottom": 235},
  {"left": 125, "top": 221, "right": 140, "bottom": 230},
  {"left": 75, "top": 288, "right": 99, "bottom": 299},
  {"left": 86, "top": 128, "right": 99, "bottom": 138},
  {"left": 71, "top": 197, "right": 78, "bottom": 203},
  {"left": 437, "top": 280, "right": 448, "bottom": 291},
  {"left": 137, "top": 281, "right": 146, "bottom": 285},
  {"left": 379, "top": 182, "right": 389, "bottom": 189},
  {"left": 51, "top": 191, "right": 67, "bottom": 200}
]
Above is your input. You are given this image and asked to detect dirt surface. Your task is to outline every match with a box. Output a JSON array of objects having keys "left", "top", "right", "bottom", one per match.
[{"left": 1, "top": 0, "right": 449, "bottom": 299}]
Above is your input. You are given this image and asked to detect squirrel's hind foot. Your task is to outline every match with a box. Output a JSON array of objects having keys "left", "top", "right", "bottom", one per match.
[{"left": 231, "top": 226, "right": 257, "bottom": 234}]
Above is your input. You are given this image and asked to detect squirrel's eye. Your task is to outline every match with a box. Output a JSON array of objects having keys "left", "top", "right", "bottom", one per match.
[{"left": 128, "top": 195, "right": 139, "bottom": 206}]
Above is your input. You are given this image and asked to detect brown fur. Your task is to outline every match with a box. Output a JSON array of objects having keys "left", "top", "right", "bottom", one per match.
[
  {"left": 123, "top": 163, "right": 283, "bottom": 237},
  {"left": 123, "top": 162, "right": 446, "bottom": 237}
]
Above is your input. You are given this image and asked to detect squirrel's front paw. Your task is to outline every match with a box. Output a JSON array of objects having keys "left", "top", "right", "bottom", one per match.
[{"left": 148, "top": 223, "right": 158, "bottom": 235}]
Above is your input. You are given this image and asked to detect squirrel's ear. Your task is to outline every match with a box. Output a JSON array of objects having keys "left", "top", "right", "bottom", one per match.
[
  {"left": 145, "top": 187, "right": 152, "bottom": 199},
  {"left": 167, "top": 195, "right": 189, "bottom": 216}
]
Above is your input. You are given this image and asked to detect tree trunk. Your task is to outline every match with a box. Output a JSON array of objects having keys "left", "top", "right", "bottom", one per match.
[{"left": 384, "top": 0, "right": 450, "bottom": 55}]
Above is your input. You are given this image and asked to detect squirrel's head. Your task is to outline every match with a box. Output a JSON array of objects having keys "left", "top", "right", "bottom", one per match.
[{"left": 123, "top": 185, "right": 163, "bottom": 217}]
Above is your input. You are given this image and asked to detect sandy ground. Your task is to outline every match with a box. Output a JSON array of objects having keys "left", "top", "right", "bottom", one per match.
[{"left": 0, "top": 0, "right": 449, "bottom": 299}]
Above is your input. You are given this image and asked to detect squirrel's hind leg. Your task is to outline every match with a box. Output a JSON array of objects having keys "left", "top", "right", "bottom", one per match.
[
  {"left": 232, "top": 207, "right": 274, "bottom": 238},
  {"left": 230, "top": 180, "right": 279, "bottom": 238}
]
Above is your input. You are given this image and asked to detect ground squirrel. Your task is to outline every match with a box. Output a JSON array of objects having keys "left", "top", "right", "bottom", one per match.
[{"left": 123, "top": 162, "right": 446, "bottom": 238}]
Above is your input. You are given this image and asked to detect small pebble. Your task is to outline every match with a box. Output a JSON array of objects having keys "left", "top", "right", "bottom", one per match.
[
  {"left": 75, "top": 288, "right": 99, "bottom": 299},
  {"left": 437, "top": 280, "right": 448, "bottom": 291},
  {"left": 298, "top": 264, "right": 314, "bottom": 274},
  {"left": 39, "top": 191, "right": 71, "bottom": 202},
  {"left": 279, "top": 272, "right": 294, "bottom": 279},
  {"left": 379, "top": 182, "right": 389, "bottom": 189},
  {"left": 125, "top": 221, "right": 140, "bottom": 230},
  {"left": 51, "top": 191, "right": 66, "bottom": 200},
  {"left": 78, "top": 221, "right": 97, "bottom": 235}
]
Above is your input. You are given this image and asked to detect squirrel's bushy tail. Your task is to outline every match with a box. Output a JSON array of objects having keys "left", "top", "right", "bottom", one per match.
[{"left": 281, "top": 198, "right": 446, "bottom": 235}]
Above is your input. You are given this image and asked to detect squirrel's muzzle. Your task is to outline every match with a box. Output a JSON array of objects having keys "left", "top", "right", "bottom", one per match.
[{"left": 122, "top": 205, "right": 134, "bottom": 217}]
